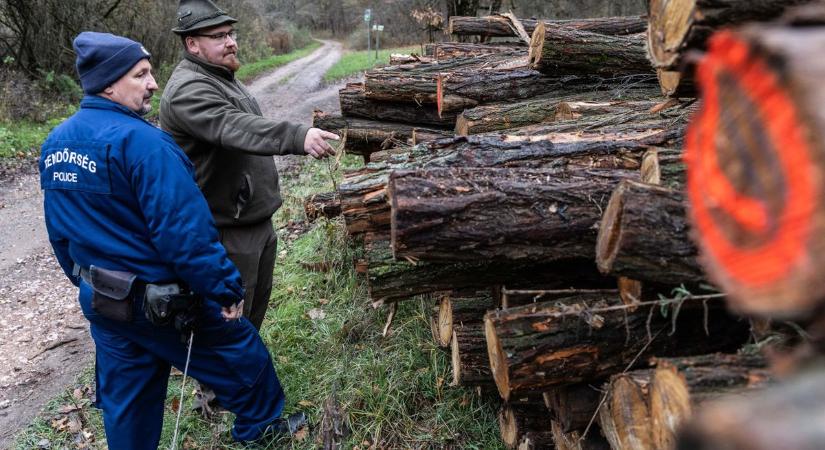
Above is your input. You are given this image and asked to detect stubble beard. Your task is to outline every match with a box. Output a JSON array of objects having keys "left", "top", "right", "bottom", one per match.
[{"left": 224, "top": 53, "right": 241, "bottom": 72}]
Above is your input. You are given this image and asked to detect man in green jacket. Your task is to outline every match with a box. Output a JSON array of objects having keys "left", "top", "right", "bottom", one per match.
[
  {"left": 161, "top": 0, "right": 337, "bottom": 413},
  {"left": 160, "top": 0, "right": 337, "bottom": 332}
]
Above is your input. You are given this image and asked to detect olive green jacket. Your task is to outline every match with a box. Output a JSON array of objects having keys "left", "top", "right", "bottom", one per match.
[{"left": 160, "top": 53, "right": 309, "bottom": 227}]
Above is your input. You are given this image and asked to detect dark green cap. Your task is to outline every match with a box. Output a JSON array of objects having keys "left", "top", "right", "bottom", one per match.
[{"left": 172, "top": 0, "right": 237, "bottom": 35}]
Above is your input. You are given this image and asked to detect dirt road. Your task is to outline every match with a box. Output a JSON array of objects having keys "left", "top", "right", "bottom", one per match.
[{"left": 0, "top": 39, "right": 344, "bottom": 447}]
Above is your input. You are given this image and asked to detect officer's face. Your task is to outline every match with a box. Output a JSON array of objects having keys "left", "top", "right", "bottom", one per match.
[
  {"left": 102, "top": 59, "right": 158, "bottom": 115},
  {"left": 185, "top": 24, "right": 240, "bottom": 72}
]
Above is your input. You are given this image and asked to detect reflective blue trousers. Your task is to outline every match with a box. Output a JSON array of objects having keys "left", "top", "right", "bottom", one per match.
[{"left": 78, "top": 281, "right": 286, "bottom": 449}]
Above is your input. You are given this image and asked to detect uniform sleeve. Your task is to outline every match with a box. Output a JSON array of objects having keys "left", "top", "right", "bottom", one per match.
[
  {"left": 46, "top": 230, "right": 79, "bottom": 287},
  {"left": 164, "top": 79, "right": 309, "bottom": 156},
  {"left": 131, "top": 144, "right": 244, "bottom": 306}
]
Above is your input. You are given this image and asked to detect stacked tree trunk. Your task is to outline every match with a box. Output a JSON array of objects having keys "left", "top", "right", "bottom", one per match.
[{"left": 303, "top": 12, "right": 783, "bottom": 449}]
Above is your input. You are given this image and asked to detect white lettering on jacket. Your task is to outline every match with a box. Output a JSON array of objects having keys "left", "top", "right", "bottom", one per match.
[
  {"left": 53, "top": 171, "right": 78, "bottom": 183},
  {"left": 44, "top": 148, "right": 97, "bottom": 173}
]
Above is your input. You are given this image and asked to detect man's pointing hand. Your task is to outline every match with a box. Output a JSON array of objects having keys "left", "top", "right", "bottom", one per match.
[{"left": 304, "top": 128, "right": 339, "bottom": 159}]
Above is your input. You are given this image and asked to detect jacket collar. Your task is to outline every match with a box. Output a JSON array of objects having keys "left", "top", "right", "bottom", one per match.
[
  {"left": 183, "top": 52, "right": 235, "bottom": 81},
  {"left": 80, "top": 95, "right": 155, "bottom": 126}
]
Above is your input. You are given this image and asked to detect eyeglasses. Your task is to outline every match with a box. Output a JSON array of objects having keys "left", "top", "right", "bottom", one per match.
[{"left": 194, "top": 30, "right": 237, "bottom": 41}]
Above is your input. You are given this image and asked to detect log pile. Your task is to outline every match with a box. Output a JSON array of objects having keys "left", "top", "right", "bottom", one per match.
[{"left": 303, "top": 10, "right": 797, "bottom": 449}]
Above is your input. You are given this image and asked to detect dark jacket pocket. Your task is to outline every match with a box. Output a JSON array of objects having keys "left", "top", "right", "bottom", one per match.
[{"left": 233, "top": 173, "right": 254, "bottom": 220}]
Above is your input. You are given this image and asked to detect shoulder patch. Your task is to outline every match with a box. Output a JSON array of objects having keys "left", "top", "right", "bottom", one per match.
[{"left": 40, "top": 141, "right": 111, "bottom": 194}]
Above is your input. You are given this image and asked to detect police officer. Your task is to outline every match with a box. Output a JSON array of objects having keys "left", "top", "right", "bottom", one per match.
[{"left": 40, "top": 32, "right": 304, "bottom": 449}]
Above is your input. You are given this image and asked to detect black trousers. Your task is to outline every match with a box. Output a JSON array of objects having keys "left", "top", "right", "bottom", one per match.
[{"left": 218, "top": 219, "right": 277, "bottom": 330}]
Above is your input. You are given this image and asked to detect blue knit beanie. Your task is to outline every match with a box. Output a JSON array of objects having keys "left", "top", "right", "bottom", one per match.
[{"left": 73, "top": 32, "right": 152, "bottom": 94}]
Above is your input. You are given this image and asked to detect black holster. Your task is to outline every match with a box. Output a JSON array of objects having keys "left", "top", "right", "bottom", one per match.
[{"left": 143, "top": 283, "right": 201, "bottom": 338}]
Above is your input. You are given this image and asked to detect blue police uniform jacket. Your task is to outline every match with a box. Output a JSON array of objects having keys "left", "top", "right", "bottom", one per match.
[{"left": 40, "top": 95, "right": 243, "bottom": 306}]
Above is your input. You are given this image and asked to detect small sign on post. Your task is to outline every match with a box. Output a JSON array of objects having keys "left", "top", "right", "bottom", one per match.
[
  {"left": 373, "top": 24, "right": 385, "bottom": 60},
  {"left": 364, "top": 9, "right": 372, "bottom": 55}
]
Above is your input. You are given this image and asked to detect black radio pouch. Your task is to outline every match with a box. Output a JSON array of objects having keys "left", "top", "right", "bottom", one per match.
[
  {"left": 89, "top": 265, "right": 137, "bottom": 322},
  {"left": 144, "top": 283, "right": 201, "bottom": 337}
]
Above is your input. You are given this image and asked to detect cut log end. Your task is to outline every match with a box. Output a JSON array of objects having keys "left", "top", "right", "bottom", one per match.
[
  {"left": 450, "top": 331, "right": 462, "bottom": 385},
  {"left": 601, "top": 372, "right": 654, "bottom": 450},
  {"left": 498, "top": 405, "right": 520, "bottom": 449},
  {"left": 485, "top": 315, "right": 511, "bottom": 401},
  {"left": 641, "top": 149, "right": 662, "bottom": 184},
  {"left": 527, "top": 21, "right": 546, "bottom": 68},
  {"left": 437, "top": 295, "right": 453, "bottom": 347},
  {"left": 650, "top": 364, "right": 692, "bottom": 450},
  {"left": 648, "top": 0, "right": 697, "bottom": 69},
  {"left": 454, "top": 114, "right": 470, "bottom": 136},
  {"left": 595, "top": 181, "right": 628, "bottom": 274}
]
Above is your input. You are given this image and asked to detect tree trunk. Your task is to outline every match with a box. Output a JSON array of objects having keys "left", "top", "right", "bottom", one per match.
[
  {"left": 544, "top": 384, "right": 604, "bottom": 432},
  {"left": 499, "top": 401, "right": 553, "bottom": 449},
  {"left": 340, "top": 117, "right": 686, "bottom": 236},
  {"left": 304, "top": 191, "right": 341, "bottom": 222},
  {"left": 649, "top": 354, "right": 771, "bottom": 450},
  {"left": 528, "top": 23, "right": 652, "bottom": 77},
  {"left": 362, "top": 51, "right": 525, "bottom": 107},
  {"left": 684, "top": 23, "right": 825, "bottom": 317},
  {"left": 677, "top": 369, "right": 825, "bottom": 450},
  {"left": 339, "top": 83, "right": 457, "bottom": 127},
  {"left": 454, "top": 89, "right": 661, "bottom": 136},
  {"left": 365, "top": 232, "right": 609, "bottom": 302},
  {"left": 437, "top": 291, "right": 494, "bottom": 347},
  {"left": 599, "top": 370, "right": 655, "bottom": 450},
  {"left": 389, "top": 167, "right": 638, "bottom": 262},
  {"left": 647, "top": 0, "right": 814, "bottom": 71},
  {"left": 448, "top": 15, "right": 647, "bottom": 38},
  {"left": 595, "top": 180, "right": 704, "bottom": 285},
  {"left": 451, "top": 322, "right": 494, "bottom": 386},
  {"left": 423, "top": 42, "right": 526, "bottom": 59},
  {"left": 484, "top": 293, "right": 749, "bottom": 400},
  {"left": 551, "top": 420, "right": 612, "bottom": 450},
  {"left": 312, "top": 112, "right": 452, "bottom": 156},
  {"left": 340, "top": 169, "right": 392, "bottom": 235}
]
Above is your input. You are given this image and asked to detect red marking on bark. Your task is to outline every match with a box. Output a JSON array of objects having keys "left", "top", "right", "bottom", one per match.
[{"left": 685, "top": 31, "right": 816, "bottom": 288}]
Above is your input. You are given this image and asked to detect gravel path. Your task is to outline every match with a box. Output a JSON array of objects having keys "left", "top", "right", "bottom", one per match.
[{"left": 0, "top": 40, "right": 345, "bottom": 447}]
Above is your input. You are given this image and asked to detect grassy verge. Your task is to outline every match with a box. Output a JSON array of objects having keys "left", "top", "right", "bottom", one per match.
[
  {"left": 13, "top": 154, "right": 502, "bottom": 449},
  {"left": 0, "top": 114, "right": 73, "bottom": 159},
  {"left": 323, "top": 45, "right": 424, "bottom": 82},
  {"left": 236, "top": 40, "right": 322, "bottom": 83}
]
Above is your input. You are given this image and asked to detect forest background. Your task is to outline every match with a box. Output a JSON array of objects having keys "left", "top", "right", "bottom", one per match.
[{"left": 0, "top": 0, "right": 645, "bottom": 124}]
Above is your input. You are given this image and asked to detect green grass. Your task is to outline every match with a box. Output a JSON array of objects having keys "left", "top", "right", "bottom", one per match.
[
  {"left": 236, "top": 41, "right": 322, "bottom": 83},
  {"left": 323, "top": 45, "right": 425, "bottom": 82},
  {"left": 12, "top": 154, "right": 503, "bottom": 449},
  {"left": 0, "top": 114, "right": 73, "bottom": 158}
]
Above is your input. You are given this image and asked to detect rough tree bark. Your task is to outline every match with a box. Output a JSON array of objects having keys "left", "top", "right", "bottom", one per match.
[
  {"left": 339, "top": 83, "right": 457, "bottom": 127},
  {"left": 595, "top": 179, "right": 704, "bottom": 285},
  {"left": 484, "top": 293, "right": 749, "bottom": 400},
  {"left": 312, "top": 111, "right": 451, "bottom": 156},
  {"left": 528, "top": 23, "right": 652, "bottom": 77},
  {"left": 389, "top": 167, "right": 638, "bottom": 262},
  {"left": 448, "top": 15, "right": 647, "bottom": 38}
]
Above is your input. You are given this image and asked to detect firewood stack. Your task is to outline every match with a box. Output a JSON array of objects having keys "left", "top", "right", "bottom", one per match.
[{"left": 304, "top": 6, "right": 825, "bottom": 448}]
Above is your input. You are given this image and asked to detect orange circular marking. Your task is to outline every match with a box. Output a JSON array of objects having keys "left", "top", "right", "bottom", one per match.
[{"left": 685, "top": 30, "right": 816, "bottom": 288}]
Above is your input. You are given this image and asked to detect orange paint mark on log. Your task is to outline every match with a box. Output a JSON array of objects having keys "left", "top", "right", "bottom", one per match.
[
  {"left": 685, "top": 31, "right": 816, "bottom": 288},
  {"left": 534, "top": 345, "right": 599, "bottom": 365}
]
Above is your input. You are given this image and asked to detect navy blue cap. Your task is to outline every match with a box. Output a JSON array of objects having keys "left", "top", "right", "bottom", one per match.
[{"left": 73, "top": 32, "right": 152, "bottom": 94}]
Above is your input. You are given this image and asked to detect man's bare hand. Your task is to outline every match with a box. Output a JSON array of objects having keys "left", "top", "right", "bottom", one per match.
[
  {"left": 304, "top": 128, "right": 339, "bottom": 159},
  {"left": 221, "top": 300, "right": 244, "bottom": 321}
]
